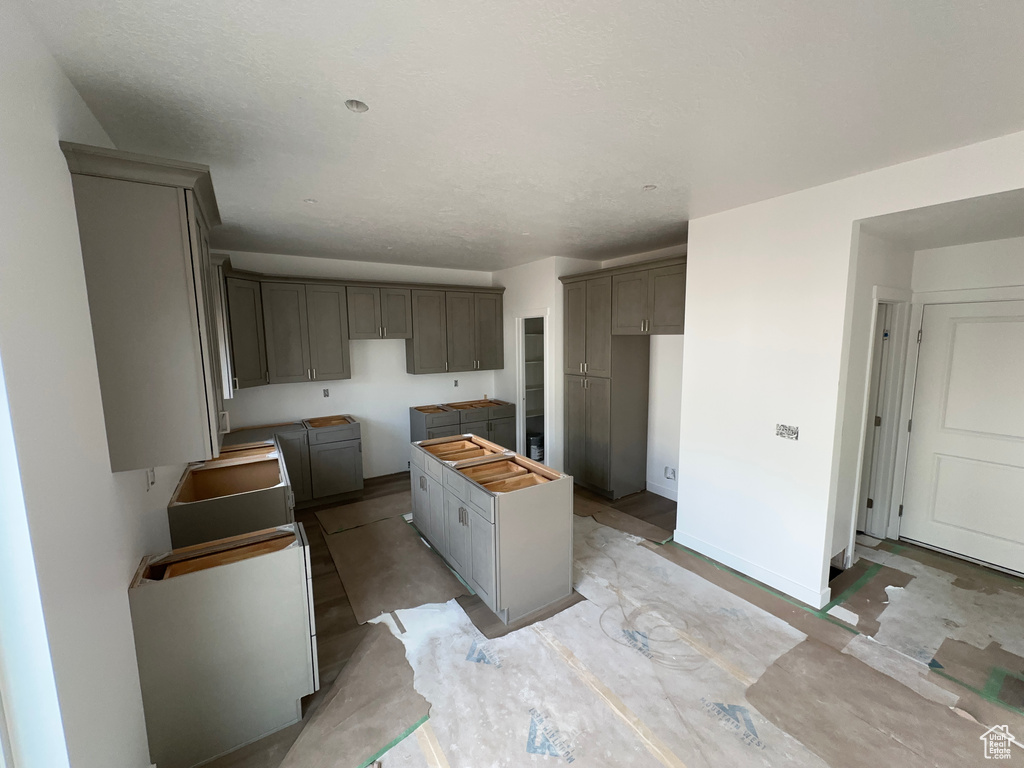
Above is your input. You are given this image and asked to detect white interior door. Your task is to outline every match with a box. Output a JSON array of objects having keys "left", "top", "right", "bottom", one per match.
[{"left": 901, "top": 300, "right": 1024, "bottom": 572}]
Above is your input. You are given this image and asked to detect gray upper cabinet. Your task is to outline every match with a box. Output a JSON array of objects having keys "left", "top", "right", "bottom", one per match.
[
  {"left": 347, "top": 287, "right": 413, "bottom": 339},
  {"left": 262, "top": 283, "right": 312, "bottom": 384},
  {"left": 346, "top": 286, "right": 382, "bottom": 340},
  {"left": 611, "top": 271, "right": 648, "bottom": 335},
  {"left": 381, "top": 288, "right": 413, "bottom": 338},
  {"left": 564, "top": 281, "right": 587, "bottom": 375},
  {"left": 306, "top": 284, "right": 351, "bottom": 381},
  {"left": 406, "top": 290, "right": 449, "bottom": 374},
  {"left": 62, "top": 142, "right": 222, "bottom": 472},
  {"left": 564, "top": 278, "right": 611, "bottom": 377},
  {"left": 225, "top": 278, "right": 267, "bottom": 389},
  {"left": 611, "top": 262, "right": 686, "bottom": 335},
  {"left": 445, "top": 292, "right": 477, "bottom": 372},
  {"left": 647, "top": 264, "right": 686, "bottom": 334},
  {"left": 474, "top": 293, "right": 503, "bottom": 371}
]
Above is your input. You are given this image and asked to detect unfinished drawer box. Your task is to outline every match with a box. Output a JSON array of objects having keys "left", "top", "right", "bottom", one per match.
[
  {"left": 167, "top": 440, "right": 294, "bottom": 548},
  {"left": 410, "top": 436, "right": 572, "bottom": 623},
  {"left": 130, "top": 524, "right": 316, "bottom": 768}
]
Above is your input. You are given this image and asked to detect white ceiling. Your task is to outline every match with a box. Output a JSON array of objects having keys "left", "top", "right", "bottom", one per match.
[{"left": 25, "top": 0, "right": 1024, "bottom": 270}]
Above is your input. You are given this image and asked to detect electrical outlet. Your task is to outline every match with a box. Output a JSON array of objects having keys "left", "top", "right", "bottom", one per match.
[
  {"left": 664, "top": 466, "right": 676, "bottom": 481},
  {"left": 454, "top": 379, "right": 459, "bottom": 387},
  {"left": 776, "top": 424, "right": 799, "bottom": 441},
  {"left": 323, "top": 388, "right": 329, "bottom": 397}
]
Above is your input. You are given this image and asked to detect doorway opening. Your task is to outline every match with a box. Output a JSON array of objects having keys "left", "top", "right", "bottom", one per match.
[{"left": 521, "top": 317, "right": 545, "bottom": 461}]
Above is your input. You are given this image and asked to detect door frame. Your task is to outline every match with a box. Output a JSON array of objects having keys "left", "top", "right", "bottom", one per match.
[
  {"left": 887, "top": 285, "right": 1024, "bottom": 542},
  {"left": 845, "top": 286, "right": 911, "bottom": 564},
  {"left": 514, "top": 309, "right": 551, "bottom": 456}
]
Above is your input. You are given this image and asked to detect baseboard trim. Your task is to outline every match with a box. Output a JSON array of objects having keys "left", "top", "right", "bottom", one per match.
[
  {"left": 645, "top": 481, "right": 677, "bottom": 501},
  {"left": 672, "top": 531, "right": 830, "bottom": 609}
]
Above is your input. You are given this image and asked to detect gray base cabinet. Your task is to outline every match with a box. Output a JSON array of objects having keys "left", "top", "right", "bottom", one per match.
[
  {"left": 167, "top": 441, "right": 295, "bottom": 548},
  {"left": 409, "top": 400, "right": 516, "bottom": 449},
  {"left": 411, "top": 436, "right": 573, "bottom": 623},
  {"left": 129, "top": 524, "right": 316, "bottom": 768},
  {"left": 304, "top": 415, "right": 364, "bottom": 498},
  {"left": 224, "top": 423, "right": 311, "bottom": 503}
]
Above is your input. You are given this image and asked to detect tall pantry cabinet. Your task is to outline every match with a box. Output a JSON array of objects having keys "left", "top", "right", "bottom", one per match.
[
  {"left": 560, "top": 255, "right": 685, "bottom": 499},
  {"left": 62, "top": 142, "right": 228, "bottom": 472}
]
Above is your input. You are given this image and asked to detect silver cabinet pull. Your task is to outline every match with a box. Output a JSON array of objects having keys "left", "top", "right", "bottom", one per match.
[
  {"left": 312, "top": 368, "right": 317, "bottom": 379},
  {"left": 233, "top": 376, "right": 239, "bottom": 390},
  {"left": 383, "top": 327, "right": 387, "bottom": 337},
  {"left": 584, "top": 362, "right": 588, "bottom": 373},
  {"left": 266, "top": 371, "right": 270, "bottom": 384},
  {"left": 307, "top": 368, "right": 311, "bottom": 380},
  {"left": 579, "top": 362, "right": 584, "bottom": 373}
]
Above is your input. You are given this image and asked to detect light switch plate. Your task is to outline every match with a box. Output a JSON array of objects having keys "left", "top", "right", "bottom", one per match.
[{"left": 776, "top": 424, "right": 799, "bottom": 440}]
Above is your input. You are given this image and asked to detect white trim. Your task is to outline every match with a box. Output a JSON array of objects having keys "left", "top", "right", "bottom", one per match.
[
  {"left": 513, "top": 308, "right": 550, "bottom": 457},
  {"left": 887, "top": 283, "right": 1024, "bottom": 539},
  {"left": 0, "top": 678, "right": 12, "bottom": 768},
  {"left": 645, "top": 480, "right": 677, "bottom": 502},
  {"left": 672, "top": 532, "right": 831, "bottom": 609}
]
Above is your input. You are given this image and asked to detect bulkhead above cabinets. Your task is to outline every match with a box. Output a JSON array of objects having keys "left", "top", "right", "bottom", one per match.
[{"left": 222, "top": 269, "right": 505, "bottom": 388}]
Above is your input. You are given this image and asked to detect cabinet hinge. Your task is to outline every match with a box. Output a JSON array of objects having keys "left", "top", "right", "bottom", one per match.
[
  {"left": 898, "top": 504, "right": 904, "bottom": 518},
  {"left": 874, "top": 415, "right": 881, "bottom": 427},
  {"left": 866, "top": 498, "right": 874, "bottom": 509},
  {"left": 917, "top": 329, "right": 922, "bottom": 343}
]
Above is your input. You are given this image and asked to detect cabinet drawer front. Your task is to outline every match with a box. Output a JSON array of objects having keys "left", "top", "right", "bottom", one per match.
[
  {"left": 307, "top": 422, "right": 361, "bottom": 444},
  {"left": 410, "top": 446, "right": 426, "bottom": 471},
  {"left": 425, "top": 455, "right": 444, "bottom": 482},
  {"left": 460, "top": 419, "right": 488, "bottom": 436},
  {"left": 444, "top": 466, "right": 469, "bottom": 498},
  {"left": 487, "top": 404, "right": 515, "bottom": 421},
  {"left": 425, "top": 410, "right": 460, "bottom": 428},
  {"left": 468, "top": 486, "right": 495, "bottom": 523}
]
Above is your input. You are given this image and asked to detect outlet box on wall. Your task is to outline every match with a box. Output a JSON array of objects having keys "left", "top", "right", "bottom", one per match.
[{"left": 664, "top": 466, "right": 677, "bottom": 481}]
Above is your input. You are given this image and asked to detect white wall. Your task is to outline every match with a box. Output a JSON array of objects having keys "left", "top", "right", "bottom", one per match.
[
  {"left": 681, "top": 129, "right": 1024, "bottom": 609},
  {"left": 912, "top": 236, "right": 1024, "bottom": 292},
  {"left": 0, "top": 3, "right": 174, "bottom": 766},
  {"left": 222, "top": 251, "right": 497, "bottom": 477},
  {"left": 831, "top": 230, "right": 914, "bottom": 556},
  {"left": 646, "top": 335, "right": 684, "bottom": 501}
]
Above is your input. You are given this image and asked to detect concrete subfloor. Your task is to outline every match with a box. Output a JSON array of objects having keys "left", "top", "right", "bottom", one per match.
[{"left": 207, "top": 477, "right": 1024, "bottom": 767}]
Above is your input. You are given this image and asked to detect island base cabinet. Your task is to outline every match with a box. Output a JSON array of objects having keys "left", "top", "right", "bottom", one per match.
[
  {"left": 444, "top": 493, "right": 472, "bottom": 574},
  {"left": 468, "top": 508, "right": 497, "bottom": 611}
]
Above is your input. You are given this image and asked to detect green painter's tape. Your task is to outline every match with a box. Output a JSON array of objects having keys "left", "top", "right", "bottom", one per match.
[
  {"left": 356, "top": 714, "right": 429, "bottom": 768},
  {"left": 820, "top": 563, "right": 882, "bottom": 614},
  {"left": 667, "top": 541, "right": 858, "bottom": 634},
  {"left": 932, "top": 669, "right": 1024, "bottom": 717}
]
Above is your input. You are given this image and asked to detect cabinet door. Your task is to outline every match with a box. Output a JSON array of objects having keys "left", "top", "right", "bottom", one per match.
[
  {"left": 647, "top": 264, "right": 686, "bottom": 335},
  {"left": 306, "top": 284, "right": 351, "bottom": 381},
  {"left": 488, "top": 417, "right": 516, "bottom": 452},
  {"left": 411, "top": 470, "right": 430, "bottom": 540},
  {"left": 406, "top": 290, "right": 448, "bottom": 374},
  {"left": 276, "top": 430, "right": 312, "bottom": 503},
  {"left": 226, "top": 279, "right": 267, "bottom": 389},
  {"left": 611, "top": 271, "right": 648, "bottom": 335},
  {"left": 474, "top": 293, "right": 504, "bottom": 370},
  {"left": 427, "top": 475, "right": 446, "bottom": 555},
  {"left": 564, "top": 375, "right": 586, "bottom": 479},
  {"left": 584, "top": 376, "right": 611, "bottom": 490},
  {"left": 444, "top": 494, "right": 471, "bottom": 574},
  {"left": 381, "top": 288, "right": 413, "bottom": 339},
  {"left": 445, "top": 292, "right": 477, "bottom": 372},
  {"left": 563, "top": 281, "right": 587, "bottom": 375},
  {"left": 468, "top": 509, "right": 497, "bottom": 611},
  {"left": 262, "top": 283, "right": 312, "bottom": 384},
  {"left": 346, "top": 286, "right": 382, "bottom": 340},
  {"left": 309, "top": 439, "right": 364, "bottom": 498},
  {"left": 585, "top": 276, "right": 613, "bottom": 377}
]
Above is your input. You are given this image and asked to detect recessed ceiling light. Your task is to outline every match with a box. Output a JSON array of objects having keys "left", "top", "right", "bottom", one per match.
[
  {"left": 642, "top": 184, "right": 658, "bottom": 192},
  {"left": 303, "top": 198, "right": 318, "bottom": 204},
  {"left": 345, "top": 99, "right": 369, "bottom": 113}
]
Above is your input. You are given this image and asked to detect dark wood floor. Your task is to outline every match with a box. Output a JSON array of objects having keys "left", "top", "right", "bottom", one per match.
[{"left": 574, "top": 484, "right": 677, "bottom": 531}]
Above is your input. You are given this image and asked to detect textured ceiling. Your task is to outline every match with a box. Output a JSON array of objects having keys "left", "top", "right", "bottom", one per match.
[{"left": 25, "top": 0, "right": 1024, "bottom": 270}]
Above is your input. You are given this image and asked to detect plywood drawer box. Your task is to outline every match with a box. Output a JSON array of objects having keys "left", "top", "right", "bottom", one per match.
[
  {"left": 167, "top": 440, "right": 294, "bottom": 548},
  {"left": 129, "top": 524, "right": 316, "bottom": 768}
]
